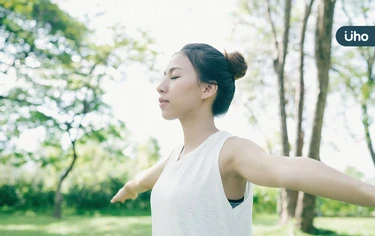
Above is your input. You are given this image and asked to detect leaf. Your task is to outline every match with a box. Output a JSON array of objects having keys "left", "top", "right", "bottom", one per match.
[{"left": 361, "top": 83, "right": 370, "bottom": 100}]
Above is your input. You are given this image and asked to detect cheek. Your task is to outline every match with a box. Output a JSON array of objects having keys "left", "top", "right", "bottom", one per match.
[
  {"left": 169, "top": 78, "right": 201, "bottom": 111},
  {"left": 179, "top": 93, "right": 202, "bottom": 115},
  {"left": 176, "top": 83, "right": 200, "bottom": 104}
]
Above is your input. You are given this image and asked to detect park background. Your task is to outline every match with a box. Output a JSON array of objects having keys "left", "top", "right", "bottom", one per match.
[{"left": 1, "top": 0, "right": 375, "bottom": 235}]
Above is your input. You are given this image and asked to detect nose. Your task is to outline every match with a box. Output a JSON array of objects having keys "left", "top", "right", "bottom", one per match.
[{"left": 156, "top": 80, "right": 167, "bottom": 94}]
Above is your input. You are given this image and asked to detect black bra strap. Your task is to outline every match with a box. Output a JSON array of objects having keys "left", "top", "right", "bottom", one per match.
[{"left": 228, "top": 196, "right": 244, "bottom": 203}]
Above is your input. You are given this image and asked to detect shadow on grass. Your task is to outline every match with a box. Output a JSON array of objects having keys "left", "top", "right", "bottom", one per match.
[
  {"left": 0, "top": 220, "right": 153, "bottom": 236},
  {"left": 0, "top": 230, "right": 56, "bottom": 236},
  {"left": 0, "top": 206, "right": 151, "bottom": 219},
  {"left": 74, "top": 208, "right": 151, "bottom": 217},
  {"left": 0, "top": 226, "right": 151, "bottom": 236},
  {"left": 1, "top": 209, "right": 372, "bottom": 236},
  {"left": 122, "top": 222, "right": 152, "bottom": 236},
  {"left": 252, "top": 215, "right": 363, "bottom": 236},
  {"left": 311, "top": 228, "right": 360, "bottom": 236},
  {"left": 0, "top": 209, "right": 153, "bottom": 236}
]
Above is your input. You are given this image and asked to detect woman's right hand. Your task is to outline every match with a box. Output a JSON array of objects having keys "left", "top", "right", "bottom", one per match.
[{"left": 110, "top": 182, "right": 138, "bottom": 204}]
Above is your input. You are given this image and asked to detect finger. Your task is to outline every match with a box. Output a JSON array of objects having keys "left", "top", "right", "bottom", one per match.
[{"left": 111, "top": 196, "right": 117, "bottom": 203}]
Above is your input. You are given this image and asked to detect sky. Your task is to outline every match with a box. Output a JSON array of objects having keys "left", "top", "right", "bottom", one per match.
[{"left": 16, "top": 0, "right": 375, "bottom": 179}]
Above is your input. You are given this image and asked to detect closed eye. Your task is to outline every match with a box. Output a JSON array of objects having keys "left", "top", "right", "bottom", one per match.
[{"left": 171, "top": 76, "right": 179, "bottom": 80}]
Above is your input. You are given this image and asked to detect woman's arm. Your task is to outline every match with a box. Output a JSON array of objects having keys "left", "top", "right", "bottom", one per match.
[
  {"left": 111, "top": 148, "right": 175, "bottom": 203},
  {"left": 126, "top": 149, "right": 174, "bottom": 193},
  {"left": 229, "top": 137, "right": 375, "bottom": 207}
]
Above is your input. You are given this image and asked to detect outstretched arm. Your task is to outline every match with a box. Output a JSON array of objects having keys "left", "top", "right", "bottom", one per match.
[
  {"left": 111, "top": 147, "right": 176, "bottom": 203},
  {"left": 229, "top": 137, "right": 375, "bottom": 207}
]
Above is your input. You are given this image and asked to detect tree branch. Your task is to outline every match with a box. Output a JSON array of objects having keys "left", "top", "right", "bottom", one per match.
[
  {"left": 341, "top": 0, "right": 353, "bottom": 25},
  {"left": 281, "top": 0, "right": 292, "bottom": 70},
  {"left": 266, "top": 0, "right": 281, "bottom": 59}
]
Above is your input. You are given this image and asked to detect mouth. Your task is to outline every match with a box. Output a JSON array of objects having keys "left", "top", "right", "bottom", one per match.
[
  {"left": 159, "top": 100, "right": 169, "bottom": 108},
  {"left": 159, "top": 98, "right": 169, "bottom": 103}
]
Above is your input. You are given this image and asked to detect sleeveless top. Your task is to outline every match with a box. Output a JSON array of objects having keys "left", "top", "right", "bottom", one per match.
[{"left": 150, "top": 130, "right": 253, "bottom": 236}]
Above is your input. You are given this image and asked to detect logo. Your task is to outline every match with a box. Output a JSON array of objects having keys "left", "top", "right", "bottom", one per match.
[{"left": 336, "top": 26, "right": 375, "bottom": 46}]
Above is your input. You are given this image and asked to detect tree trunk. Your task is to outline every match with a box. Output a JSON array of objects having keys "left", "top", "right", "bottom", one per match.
[
  {"left": 53, "top": 181, "right": 63, "bottom": 218},
  {"left": 266, "top": 0, "right": 299, "bottom": 224},
  {"left": 295, "top": 0, "right": 336, "bottom": 233},
  {"left": 293, "top": 0, "right": 315, "bottom": 220},
  {"left": 53, "top": 140, "right": 78, "bottom": 218}
]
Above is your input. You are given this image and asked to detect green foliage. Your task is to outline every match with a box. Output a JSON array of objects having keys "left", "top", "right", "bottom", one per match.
[
  {"left": 0, "top": 173, "right": 152, "bottom": 211},
  {"left": 0, "top": 179, "right": 55, "bottom": 208},
  {"left": 317, "top": 196, "right": 375, "bottom": 217},
  {"left": 65, "top": 177, "right": 125, "bottom": 209},
  {"left": 0, "top": 9, "right": 158, "bottom": 223},
  {"left": 134, "top": 137, "right": 161, "bottom": 170},
  {"left": 0, "top": 0, "right": 87, "bottom": 65},
  {"left": 253, "top": 186, "right": 278, "bottom": 214},
  {"left": 330, "top": 1, "right": 375, "bottom": 106},
  {"left": 0, "top": 131, "right": 162, "bottom": 212},
  {"left": 1, "top": 0, "right": 158, "bottom": 172},
  {"left": 0, "top": 185, "right": 20, "bottom": 206},
  {"left": 0, "top": 173, "right": 374, "bottom": 217}
]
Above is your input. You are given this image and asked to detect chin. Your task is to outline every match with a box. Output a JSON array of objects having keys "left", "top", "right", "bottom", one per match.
[{"left": 161, "top": 112, "right": 178, "bottom": 120}]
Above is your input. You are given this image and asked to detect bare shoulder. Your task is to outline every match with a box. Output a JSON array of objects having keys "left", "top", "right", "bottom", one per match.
[
  {"left": 221, "top": 136, "right": 268, "bottom": 178},
  {"left": 220, "top": 136, "right": 248, "bottom": 177},
  {"left": 224, "top": 136, "right": 266, "bottom": 159}
]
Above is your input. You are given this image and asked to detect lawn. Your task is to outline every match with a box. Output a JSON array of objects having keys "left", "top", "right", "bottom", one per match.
[{"left": 0, "top": 210, "right": 374, "bottom": 236}]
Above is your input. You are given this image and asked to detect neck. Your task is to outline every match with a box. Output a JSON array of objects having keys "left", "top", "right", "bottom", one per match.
[{"left": 178, "top": 108, "right": 219, "bottom": 152}]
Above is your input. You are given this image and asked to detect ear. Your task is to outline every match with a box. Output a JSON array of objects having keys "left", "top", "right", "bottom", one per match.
[{"left": 201, "top": 82, "right": 218, "bottom": 100}]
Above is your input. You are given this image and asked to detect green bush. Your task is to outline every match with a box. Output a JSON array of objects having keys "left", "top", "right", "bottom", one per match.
[
  {"left": 317, "top": 197, "right": 375, "bottom": 217},
  {"left": 0, "top": 184, "right": 20, "bottom": 206},
  {"left": 65, "top": 177, "right": 124, "bottom": 209},
  {"left": 252, "top": 186, "right": 278, "bottom": 214},
  {"left": 64, "top": 176, "right": 151, "bottom": 211},
  {"left": 0, "top": 180, "right": 54, "bottom": 208},
  {"left": 18, "top": 179, "right": 55, "bottom": 208},
  {"left": 1, "top": 174, "right": 373, "bottom": 217}
]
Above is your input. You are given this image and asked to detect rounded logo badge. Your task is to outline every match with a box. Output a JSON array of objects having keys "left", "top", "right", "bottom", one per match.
[{"left": 336, "top": 26, "right": 375, "bottom": 46}]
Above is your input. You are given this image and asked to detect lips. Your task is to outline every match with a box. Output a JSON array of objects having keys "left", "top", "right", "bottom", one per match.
[{"left": 158, "top": 97, "right": 169, "bottom": 103}]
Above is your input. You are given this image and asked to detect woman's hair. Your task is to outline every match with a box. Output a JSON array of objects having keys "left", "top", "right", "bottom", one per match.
[{"left": 179, "top": 43, "right": 247, "bottom": 117}]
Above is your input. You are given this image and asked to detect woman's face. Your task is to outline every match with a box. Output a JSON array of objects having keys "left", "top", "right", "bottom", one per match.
[{"left": 156, "top": 52, "right": 204, "bottom": 120}]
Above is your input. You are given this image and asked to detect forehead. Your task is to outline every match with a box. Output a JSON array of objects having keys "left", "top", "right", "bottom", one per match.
[{"left": 164, "top": 53, "right": 194, "bottom": 73}]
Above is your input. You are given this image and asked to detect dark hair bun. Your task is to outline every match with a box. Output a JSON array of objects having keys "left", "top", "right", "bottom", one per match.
[{"left": 224, "top": 50, "right": 248, "bottom": 80}]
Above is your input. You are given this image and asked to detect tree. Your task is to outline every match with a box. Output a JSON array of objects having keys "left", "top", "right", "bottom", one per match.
[
  {"left": 0, "top": 0, "right": 158, "bottom": 218},
  {"left": 0, "top": 0, "right": 87, "bottom": 159},
  {"left": 231, "top": 0, "right": 307, "bottom": 223},
  {"left": 293, "top": 0, "right": 315, "bottom": 225},
  {"left": 295, "top": 0, "right": 337, "bottom": 232},
  {"left": 265, "top": 0, "right": 300, "bottom": 224},
  {"left": 295, "top": 0, "right": 316, "bottom": 177}
]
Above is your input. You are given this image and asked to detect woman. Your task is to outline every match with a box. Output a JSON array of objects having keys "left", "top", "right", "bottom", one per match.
[{"left": 111, "top": 43, "right": 375, "bottom": 236}]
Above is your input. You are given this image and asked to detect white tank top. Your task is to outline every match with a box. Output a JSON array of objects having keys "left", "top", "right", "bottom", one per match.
[{"left": 150, "top": 130, "right": 253, "bottom": 236}]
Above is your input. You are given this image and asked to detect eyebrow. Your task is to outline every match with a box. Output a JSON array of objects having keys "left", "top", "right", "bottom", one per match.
[{"left": 163, "top": 67, "right": 183, "bottom": 75}]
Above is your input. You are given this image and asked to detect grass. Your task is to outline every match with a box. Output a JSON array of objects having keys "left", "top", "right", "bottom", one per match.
[
  {"left": 252, "top": 215, "right": 375, "bottom": 235},
  {"left": 0, "top": 210, "right": 374, "bottom": 236}
]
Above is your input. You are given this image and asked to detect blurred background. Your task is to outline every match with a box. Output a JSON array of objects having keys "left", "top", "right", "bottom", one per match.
[{"left": 0, "top": 0, "right": 374, "bottom": 235}]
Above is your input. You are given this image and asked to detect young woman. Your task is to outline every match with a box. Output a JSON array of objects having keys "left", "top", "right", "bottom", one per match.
[{"left": 111, "top": 43, "right": 375, "bottom": 236}]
